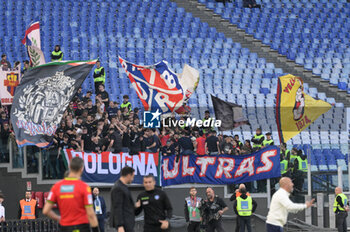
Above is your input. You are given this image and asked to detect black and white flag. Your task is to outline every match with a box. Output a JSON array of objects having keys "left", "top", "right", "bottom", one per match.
[
  {"left": 211, "top": 95, "right": 250, "bottom": 131},
  {"left": 11, "top": 60, "right": 97, "bottom": 147}
]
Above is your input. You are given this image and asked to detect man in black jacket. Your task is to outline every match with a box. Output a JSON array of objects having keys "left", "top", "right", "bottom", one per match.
[
  {"left": 135, "top": 175, "right": 173, "bottom": 232},
  {"left": 110, "top": 166, "right": 135, "bottom": 232}
]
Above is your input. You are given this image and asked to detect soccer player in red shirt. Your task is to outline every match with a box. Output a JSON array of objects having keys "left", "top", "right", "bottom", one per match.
[{"left": 43, "top": 157, "right": 99, "bottom": 232}]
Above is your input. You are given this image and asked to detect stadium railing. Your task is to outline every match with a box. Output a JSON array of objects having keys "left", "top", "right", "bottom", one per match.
[{"left": 0, "top": 218, "right": 58, "bottom": 232}]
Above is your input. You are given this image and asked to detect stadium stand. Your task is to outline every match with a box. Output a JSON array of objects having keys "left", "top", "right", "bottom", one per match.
[
  {"left": 199, "top": 0, "right": 350, "bottom": 93},
  {"left": 0, "top": 0, "right": 348, "bottom": 185}
]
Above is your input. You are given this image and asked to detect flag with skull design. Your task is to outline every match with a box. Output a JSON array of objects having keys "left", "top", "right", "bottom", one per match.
[{"left": 11, "top": 60, "right": 97, "bottom": 147}]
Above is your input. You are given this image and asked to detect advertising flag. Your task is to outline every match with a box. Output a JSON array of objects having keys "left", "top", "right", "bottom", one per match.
[
  {"left": 11, "top": 60, "right": 97, "bottom": 147},
  {"left": 0, "top": 68, "right": 21, "bottom": 105},
  {"left": 119, "top": 57, "right": 199, "bottom": 114},
  {"left": 211, "top": 95, "right": 249, "bottom": 131},
  {"left": 276, "top": 74, "right": 332, "bottom": 143}
]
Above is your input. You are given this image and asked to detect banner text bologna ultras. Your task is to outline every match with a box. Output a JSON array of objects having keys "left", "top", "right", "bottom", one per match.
[{"left": 64, "top": 146, "right": 280, "bottom": 186}]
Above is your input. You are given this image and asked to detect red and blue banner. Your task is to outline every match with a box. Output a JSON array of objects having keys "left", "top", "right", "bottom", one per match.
[
  {"left": 118, "top": 56, "right": 185, "bottom": 114},
  {"left": 63, "top": 147, "right": 280, "bottom": 186},
  {"left": 162, "top": 146, "right": 280, "bottom": 186},
  {"left": 63, "top": 149, "right": 161, "bottom": 184}
]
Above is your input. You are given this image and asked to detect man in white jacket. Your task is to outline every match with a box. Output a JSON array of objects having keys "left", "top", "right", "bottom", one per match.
[{"left": 266, "top": 177, "right": 314, "bottom": 232}]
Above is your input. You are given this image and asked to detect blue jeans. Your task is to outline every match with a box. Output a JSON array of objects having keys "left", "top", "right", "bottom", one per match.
[{"left": 266, "top": 223, "right": 283, "bottom": 232}]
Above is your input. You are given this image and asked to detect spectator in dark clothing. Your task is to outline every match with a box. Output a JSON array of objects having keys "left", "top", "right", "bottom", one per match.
[
  {"left": 22, "top": 60, "right": 30, "bottom": 75},
  {"left": 1, "top": 54, "right": 11, "bottom": 69},
  {"left": 98, "top": 84, "right": 109, "bottom": 106},
  {"left": 86, "top": 100, "right": 97, "bottom": 115},
  {"left": 221, "top": 136, "right": 233, "bottom": 155},
  {"left": 0, "top": 122, "right": 11, "bottom": 162},
  {"left": 241, "top": 140, "right": 253, "bottom": 155},
  {"left": 107, "top": 101, "right": 119, "bottom": 119},
  {"left": 81, "top": 127, "right": 92, "bottom": 152},
  {"left": 243, "top": 0, "right": 261, "bottom": 8},
  {"left": 82, "top": 91, "right": 92, "bottom": 104},
  {"left": 205, "top": 130, "right": 220, "bottom": 155},
  {"left": 178, "top": 131, "right": 194, "bottom": 155},
  {"left": 107, "top": 128, "right": 122, "bottom": 153},
  {"left": 162, "top": 139, "right": 176, "bottom": 156},
  {"left": 110, "top": 166, "right": 136, "bottom": 232},
  {"left": 144, "top": 129, "right": 159, "bottom": 153},
  {"left": 75, "top": 87, "right": 83, "bottom": 101}
]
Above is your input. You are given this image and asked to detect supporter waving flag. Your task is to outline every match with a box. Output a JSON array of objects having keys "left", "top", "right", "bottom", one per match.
[
  {"left": 276, "top": 74, "right": 332, "bottom": 143},
  {"left": 21, "top": 21, "right": 46, "bottom": 67},
  {"left": 11, "top": 59, "right": 97, "bottom": 148},
  {"left": 119, "top": 57, "right": 199, "bottom": 114}
]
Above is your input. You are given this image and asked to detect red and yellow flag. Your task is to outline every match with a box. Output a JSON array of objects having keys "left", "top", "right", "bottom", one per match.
[{"left": 276, "top": 74, "right": 331, "bottom": 143}]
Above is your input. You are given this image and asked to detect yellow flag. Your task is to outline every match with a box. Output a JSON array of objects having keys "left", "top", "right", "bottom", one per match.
[{"left": 276, "top": 74, "right": 331, "bottom": 143}]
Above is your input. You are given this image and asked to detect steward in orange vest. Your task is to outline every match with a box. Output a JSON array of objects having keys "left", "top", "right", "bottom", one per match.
[{"left": 18, "top": 191, "right": 38, "bottom": 219}]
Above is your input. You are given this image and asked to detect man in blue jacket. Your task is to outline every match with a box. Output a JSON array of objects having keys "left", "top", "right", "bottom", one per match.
[{"left": 93, "top": 187, "right": 107, "bottom": 232}]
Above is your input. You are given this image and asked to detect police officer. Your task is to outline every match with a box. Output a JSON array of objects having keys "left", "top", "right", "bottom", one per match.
[
  {"left": 280, "top": 143, "right": 291, "bottom": 162},
  {"left": 233, "top": 188, "right": 257, "bottom": 232},
  {"left": 18, "top": 191, "right": 38, "bottom": 220},
  {"left": 43, "top": 157, "right": 100, "bottom": 232},
  {"left": 184, "top": 187, "right": 202, "bottom": 232},
  {"left": 334, "top": 187, "right": 349, "bottom": 232},
  {"left": 262, "top": 132, "right": 274, "bottom": 147},
  {"left": 135, "top": 175, "right": 172, "bottom": 232},
  {"left": 289, "top": 148, "right": 299, "bottom": 165},
  {"left": 120, "top": 95, "right": 132, "bottom": 114},
  {"left": 280, "top": 154, "right": 291, "bottom": 178},
  {"left": 230, "top": 184, "right": 251, "bottom": 232},
  {"left": 293, "top": 150, "right": 308, "bottom": 192},
  {"left": 51, "top": 45, "right": 63, "bottom": 62},
  {"left": 200, "top": 187, "right": 228, "bottom": 232},
  {"left": 93, "top": 61, "right": 105, "bottom": 94},
  {"left": 251, "top": 128, "right": 264, "bottom": 151}
]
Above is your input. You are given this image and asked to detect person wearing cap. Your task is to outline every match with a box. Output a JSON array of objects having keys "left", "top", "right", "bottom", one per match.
[
  {"left": 251, "top": 128, "right": 264, "bottom": 151},
  {"left": 262, "top": 133, "right": 274, "bottom": 148},
  {"left": 18, "top": 191, "right": 38, "bottom": 220},
  {"left": 120, "top": 95, "right": 132, "bottom": 114},
  {"left": 93, "top": 61, "right": 105, "bottom": 94},
  {"left": 51, "top": 45, "right": 63, "bottom": 62}
]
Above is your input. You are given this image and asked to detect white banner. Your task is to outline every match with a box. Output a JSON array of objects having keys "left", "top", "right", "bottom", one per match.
[{"left": 0, "top": 68, "right": 21, "bottom": 105}]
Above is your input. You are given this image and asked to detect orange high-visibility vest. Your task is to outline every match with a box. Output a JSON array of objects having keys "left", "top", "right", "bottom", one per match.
[
  {"left": 236, "top": 191, "right": 251, "bottom": 198},
  {"left": 20, "top": 199, "right": 37, "bottom": 219}
]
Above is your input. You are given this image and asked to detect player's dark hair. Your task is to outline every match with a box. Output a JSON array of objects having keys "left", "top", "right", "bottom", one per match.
[
  {"left": 121, "top": 166, "right": 135, "bottom": 177},
  {"left": 70, "top": 157, "right": 84, "bottom": 172}
]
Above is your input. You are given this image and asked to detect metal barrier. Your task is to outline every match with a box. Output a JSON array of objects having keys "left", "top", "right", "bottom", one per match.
[{"left": 0, "top": 219, "right": 58, "bottom": 232}]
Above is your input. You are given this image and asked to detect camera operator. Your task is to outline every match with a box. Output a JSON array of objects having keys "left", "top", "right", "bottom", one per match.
[{"left": 200, "top": 187, "right": 228, "bottom": 232}]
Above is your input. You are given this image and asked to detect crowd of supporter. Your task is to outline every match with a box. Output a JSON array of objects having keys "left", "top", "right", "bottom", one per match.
[{"left": 0, "top": 55, "right": 306, "bottom": 194}]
